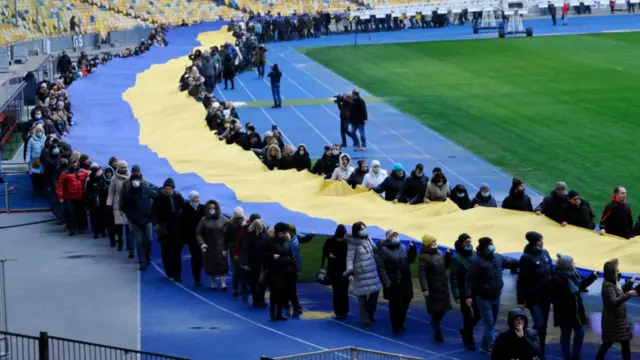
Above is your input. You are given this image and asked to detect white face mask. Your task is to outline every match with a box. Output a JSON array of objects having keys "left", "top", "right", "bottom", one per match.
[
  {"left": 132, "top": 180, "right": 141, "bottom": 188},
  {"left": 481, "top": 191, "right": 490, "bottom": 197},
  {"left": 358, "top": 230, "right": 367, "bottom": 238},
  {"left": 391, "top": 236, "right": 400, "bottom": 244},
  {"left": 298, "top": 150, "right": 304, "bottom": 155}
]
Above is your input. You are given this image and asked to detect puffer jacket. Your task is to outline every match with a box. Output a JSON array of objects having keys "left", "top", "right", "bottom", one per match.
[
  {"left": 26, "top": 135, "right": 45, "bottom": 174},
  {"left": 535, "top": 191, "right": 568, "bottom": 223},
  {"left": 377, "top": 240, "right": 417, "bottom": 301},
  {"left": 472, "top": 191, "right": 497, "bottom": 207},
  {"left": 424, "top": 180, "right": 450, "bottom": 202},
  {"left": 517, "top": 243, "right": 553, "bottom": 305},
  {"left": 502, "top": 187, "right": 534, "bottom": 212},
  {"left": 330, "top": 153, "right": 354, "bottom": 181},
  {"left": 465, "top": 252, "right": 518, "bottom": 301},
  {"left": 374, "top": 171, "right": 405, "bottom": 201},
  {"left": 419, "top": 247, "right": 452, "bottom": 314},
  {"left": 57, "top": 169, "right": 89, "bottom": 201},
  {"left": 344, "top": 235, "right": 381, "bottom": 296},
  {"left": 397, "top": 170, "right": 428, "bottom": 204},
  {"left": 600, "top": 260, "right": 634, "bottom": 343}
]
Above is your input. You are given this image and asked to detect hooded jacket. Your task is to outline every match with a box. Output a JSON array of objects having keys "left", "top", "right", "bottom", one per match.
[
  {"left": 535, "top": 191, "right": 568, "bottom": 223},
  {"left": 196, "top": 200, "right": 230, "bottom": 275},
  {"left": 292, "top": 145, "right": 311, "bottom": 171},
  {"left": 502, "top": 186, "right": 534, "bottom": 212},
  {"left": 548, "top": 268, "right": 597, "bottom": 328},
  {"left": 330, "top": 153, "right": 354, "bottom": 181},
  {"left": 425, "top": 179, "right": 450, "bottom": 202},
  {"left": 419, "top": 246, "right": 453, "bottom": 314},
  {"left": 492, "top": 308, "right": 541, "bottom": 360},
  {"left": 375, "top": 170, "right": 405, "bottom": 201},
  {"left": 516, "top": 243, "right": 553, "bottom": 305},
  {"left": 107, "top": 169, "right": 130, "bottom": 225},
  {"left": 600, "top": 259, "right": 634, "bottom": 343},
  {"left": 57, "top": 168, "right": 89, "bottom": 201},
  {"left": 472, "top": 190, "right": 497, "bottom": 208},
  {"left": 450, "top": 185, "right": 473, "bottom": 210},
  {"left": 347, "top": 162, "right": 368, "bottom": 188},
  {"left": 344, "top": 234, "right": 381, "bottom": 296},
  {"left": 362, "top": 164, "right": 388, "bottom": 190},
  {"left": 397, "top": 170, "right": 428, "bottom": 204}
]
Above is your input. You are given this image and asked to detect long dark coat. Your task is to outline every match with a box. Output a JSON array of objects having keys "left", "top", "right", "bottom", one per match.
[
  {"left": 180, "top": 202, "right": 205, "bottom": 245},
  {"left": 418, "top": 247, "right": 452, "bottom": 314},
  {"left": 377, "top": 241, "right": 417, "bottom": 301},
  {"left": 601, "top": 260, "right": 634, "bottom": 343},
  {"left": 196, "top": 200, "right": 229, "bottom": 276}
]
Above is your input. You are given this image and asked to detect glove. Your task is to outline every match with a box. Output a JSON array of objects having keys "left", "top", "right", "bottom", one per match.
[{"left": 201, "top": 244, "right": 208, "bottom": 252}]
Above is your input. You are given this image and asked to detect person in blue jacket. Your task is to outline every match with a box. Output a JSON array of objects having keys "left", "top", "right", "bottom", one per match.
[
  {"left": 450, "top": 233, "right": 481, "bottom": 350},
  {"left": 464, "top": 237, "right": 519, "bottom": 353},
  {"left": 517, "top": 231, "right": 553, "bottom": 355},
  {"left": 121, "top": 172, "right": 156, "bottom": 271}
]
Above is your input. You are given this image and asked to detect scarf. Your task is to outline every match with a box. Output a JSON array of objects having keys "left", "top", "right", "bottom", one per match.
[{"left": 558, "top": 270, "right": 581, "bottom": 294}]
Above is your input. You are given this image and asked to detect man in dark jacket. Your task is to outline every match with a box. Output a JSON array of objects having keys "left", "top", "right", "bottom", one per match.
[
  {"left": 599, "top": 186, "right": 634, "bottom": 239},
  {"left": 450, "top": 234, "right": 481, "bottom": 350},
  {"left": 548, "top": 1, "right": 557, "bottom": 25},
  {"left": 492, "top": 308, "right": 542, "bottom": 360},
  {"left": 349, "top": 89, "right": 368, "bottom": 151},
  {"left": 394, "top": 163, "right": 428, "bottom": 204},
  {"left": 57, "top": 51, "right": 73, "bottom": 75},
  {"left": 464, "top": 237, "right": 519, "bottom": 353},
  {"left": 336, "top": 93, "right": 357, "bottom": 147},
  {"left": 535, "top": 181, "right": 568, "bottom": 223},
  {"left": 122, "top": 172, "right": 156, "bottom": 270},
  {"left": 517, "top": 231, "right": 553, "bottom": 354},
  {"left": 502, "top": 178, "right": 534, "bottom": 212},
  {"left": 152, "top": 178, "right": 185, "bottom": 281},
  {"left": 226, "top": 206, "right": 248, "bottom": 297},
  {"left": 561, "top": 190, "right": 595, "bottom": 230},
  {"left": 268, "top": 64, "right": 282, "bottom": 108}
]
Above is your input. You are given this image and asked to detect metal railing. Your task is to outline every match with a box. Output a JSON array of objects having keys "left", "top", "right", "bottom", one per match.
[
  {"left": 260, "top": 347, "right": 424, "bottom": 360},
  {"left": 0, "top": 330, "right": 190, "bottom": 360}
]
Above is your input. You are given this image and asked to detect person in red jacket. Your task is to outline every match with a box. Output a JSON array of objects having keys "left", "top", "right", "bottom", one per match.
[
  {"left": 562, "top": 2, "right": 570, "bottom": 25},
  {"left": 57, "top": 161, "right": 89, "bottom": 236}
]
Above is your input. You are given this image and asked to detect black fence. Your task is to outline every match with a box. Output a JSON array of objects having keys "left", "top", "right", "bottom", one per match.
[{"left": 0, "top": 330, "right": 189, "bottom": 360}]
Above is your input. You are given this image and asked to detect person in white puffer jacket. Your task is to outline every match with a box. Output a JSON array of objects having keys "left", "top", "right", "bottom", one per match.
[
  {"left": 362, "top": 160, "right": 388, "bottom": 190},
  {"left": 330, "top": 153, "right": 354, "bottom": 182}
]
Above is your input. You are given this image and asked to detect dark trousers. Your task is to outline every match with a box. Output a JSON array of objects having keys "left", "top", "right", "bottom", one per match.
[
  {"left": 388, "top": 296, "right": 411, "bottom": 331},
  {"left": 596, "top": 340, "right": 631, "bottom": 360},
  {"left": 185, "top": 242, "right": 203, "bottom": 283},
  {"left": 248, "top": 268, "right": 266, "bottom": 305},
  {"left": 232, "top": 264, "right": 248, "bottom": 294},
  {"left": 358, "top": 292, "right": 379, "bottom": 325},
  {"left": 431, "top": 310, "right": 445, "bottom": 330},
  {"left": 30, "top": 173, "right": 45, "bottom": 193},
  {"left": 114, "top": 224, "right": 133, "bottom": 251},
  {"left": 529, "top": 301, "right": 551, "bottom": 353},
  {"left": 551, "top": 14, "right": 557, "bottom": 25},
  {"left": 340, "top": 119, "right": 356, "bottom": 146},
  {"left": 287, "top": 273, "right": 300, "bottom": 310},
  {"left": 160, "top": 238, "right": 182, "bottom": 280},
  {"left": 269, "top": 283, "right": 286, "bottom": 317},
  {"left": 63, "top": 199, "right": 86, "bottom": 233},
  {"left": 224, "top": 77, "right": 234, "bottom": 89},
  {"left": 257, "top": 63, "right": 265, "bottom": 78},
  {"left": 331, "top": 276, "right": 350, "bottom": 317},
  {"left": 88, "top": 201, "right": 104, "bottom": 236},
  {"left": 461, "top": 301, "right": 482, "bottom": 344}
]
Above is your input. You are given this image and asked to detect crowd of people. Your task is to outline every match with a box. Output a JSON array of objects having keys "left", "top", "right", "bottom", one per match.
[{"left": 3, "top": 18, "right": 638, "bottom": 360}]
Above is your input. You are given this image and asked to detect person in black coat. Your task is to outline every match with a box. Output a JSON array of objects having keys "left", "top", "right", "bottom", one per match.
[
  {"left": 222, "top": 51, "right": 235, "bottom": 90},
  {"left": 349, "top": 89, "right": 367, "bottom": 150},
  {"left": 85, "top": 164, "right": 106, "bottom": 239},
  {"left": 561, "top": 190, "right": 595, "bottom": 230},
  {"left": 517, "top": 231, "right": 553, "bottom": 354},
  {"left": 322, "top": 224, "right": 350, "bottom": 319},
  {"left": 502, "top": 177, "right": 534, "bottom": 212},
  {"left": 264, "top": 222, "right": 298, "bottom": 321},
  {"left": 242, "top": 215, "right": 269, "bottom": 308},
  {"left": 180, "top": 191, "right": 206, "bottom": 286},
  {"left": 375, "top": 164, "right": 406, "bottom": 201},
  {"left": 347, "top": 159, "right": 368, "bottom": 188},
  {"left": 377, "top": 229, "right": 417, "bottom": 333},
  {"left": 451, "top": 184, "right": 473, "bottom": 210},
  {"left": 465, "top": 237, "right": 519, "bottom": 352},
  {"left": 548, "top": 2, "right": 557, "bottom": 25},
  {"left": 450, "top": 234, "right": 482, "bottom": 350},
  {"left": 311, "top": 146, "right": 338, "bottom": 178},
  {"left": 152, "top": 178, "right": 185, "bottom": 282},
  {"left": 268, "top": 64, "right": 282, "bottom": 108},
  {"left": 472, "top": 183, "right": 498, "bottom": 208},
  {"left": 394, "top": 163, "right": 428, "bottom": 204},
  {"left": 599, "top": 186, "right": 634, "bottom": 239},
  {"left": 292, "top": 144, "right": 311, "bottom": 171},
  {"left": 535, "top": 182, "right": 568, "bottom": 223},
  {"left": 547, "top": 254, "right": 598, "bottom": 360},
  {"left": 492, "top": 308, "right": 542, "bottom": 360}
]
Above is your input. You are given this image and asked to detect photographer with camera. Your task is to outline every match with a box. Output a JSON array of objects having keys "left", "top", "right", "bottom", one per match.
[{"left": 335, "top": 93, "right": 357, "bottom": 148}]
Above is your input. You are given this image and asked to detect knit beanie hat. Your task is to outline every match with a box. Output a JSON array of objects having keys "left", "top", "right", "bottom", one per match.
[
  {"left": 556, "top": 253, "right": 574, "bottom": 270},
  {"left": 131, "top": 164, "right": 141, "bottom": 174},
  {"left": 526, "top": 231, "right": 543, "bottom": 244},
  {"left": 249, "top": 213, "right": 261, "bottom": 221},
  {"left": 432, "top": 167, "right": 442, "bottom": 174},
  {"left": 568, "top": 190, "right": 580, "bottom": 200},
  {"left": 392, "top": 163, "right": 404, "bottom": 172},
  {"left": 90, "top": 163, "right": 100, "bottom": 170},
  {"left": 512, "top": 177, "right": 524, "bottom": 188},
  {"left": 385, "top": 229, "right": 398, "bottom": 241},
  {"left": 421, "top": 234, "right": 436, "bottom": 247},
  {"left": 480, "top": 183, "right": 490, "bottom": 191},
  {"left": 233, "top": 206, "right": 244, "bottom": 218},
  {"left": 478, "top": 237, "right": 493, "bottom": 251},
  {"left": 163, "top": 177, "right": 175, "bottom": 189},
  {"left": 79, "top": 153, "right": 89, "bottom": 164},
  {"left": 274, "top": 222, "right": 289, "bottom": 234}
]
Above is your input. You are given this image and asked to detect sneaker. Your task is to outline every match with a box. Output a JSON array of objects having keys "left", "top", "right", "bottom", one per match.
[
  {"left": 361, "top": 146, "right": 367, "bottom": 151},
  {"left": 353, "top": 146, "right": 361, "bottom": 151},
  {"left": 480, "top": 347, "right": 492, "bottom": 354},
  {"left": 210, "top": 278, "right": 217, "bottom": 290}
]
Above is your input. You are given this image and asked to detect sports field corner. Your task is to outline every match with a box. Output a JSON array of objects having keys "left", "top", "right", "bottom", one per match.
[{"left": 4, "top": 12, "right": 640, "bottom": 360}]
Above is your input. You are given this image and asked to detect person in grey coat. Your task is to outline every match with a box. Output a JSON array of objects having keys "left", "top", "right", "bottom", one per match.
[
  {"left": 595, "top": 259, "right": 637, "bottom": 360},
  {"left": 196, "top": 200, "right": 230, "bottom": 290},
  {"left": 377, "top": 229, "right": 417, "bottom": 333},
  {"left": 344, "top": 221, "right": 381, "bottom": 326},
  {"left": 419, "top": 234, "right": 453, "bottom": 343}
]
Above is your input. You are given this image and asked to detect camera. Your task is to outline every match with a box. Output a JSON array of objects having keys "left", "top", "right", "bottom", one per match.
[{"left": 333, "top": 94, "right": 343, "bottom": 104}]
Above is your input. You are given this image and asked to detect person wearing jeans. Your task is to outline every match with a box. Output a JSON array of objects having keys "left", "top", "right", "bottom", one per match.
[
  {"left": 268, "top": 64, "right": 282, "bottom": 108},
  {"left": 349, "top": 89, "right": 368, "bottom": 150},
  {"left": 121, "top": 173, "right": 155, "bottom": 271},
  {"left": 465, "top": 237, "right": 518, "bottom": 353}
]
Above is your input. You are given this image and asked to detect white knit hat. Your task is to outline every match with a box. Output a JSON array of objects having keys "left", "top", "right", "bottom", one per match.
[{"left": 233, "top": 206, "right": 244, "bottom": 218}]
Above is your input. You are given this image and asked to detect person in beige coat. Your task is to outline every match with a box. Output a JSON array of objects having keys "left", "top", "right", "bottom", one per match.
[
  {"left": 107, "top": 160, "right": 133, "bottom": 257},
  {"left": 424, "top": 171, "right": 450, "bottom": 203}
]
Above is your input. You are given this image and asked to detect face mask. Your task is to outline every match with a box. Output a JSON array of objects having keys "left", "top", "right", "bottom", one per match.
[
  {"left": 331, "top": 150, "right": 339, "bottom": 156},
  {"left": 358, "top": 230, "right": 367, "bottom": 238},
  {"left": 209, "top": 209, "right": 217, "bottom": 216},
  {"left": 464, "top": 245, "right": 473, "bottom": 251},
  {"left": 132, "top": 180, "right": 141, "bottom": 188},
  {"left": 456, "top": 192, "right": 465, "bottom": 198},
  {"left": 487, "top": 245, "right": 496, "bottom": 254},
  {"left": 298, "top": 150, "right": 304, "bottom": 155},
  {"left": 52, "top": 148, "right": 60, "bottom": 155},
  {"left": 391, "top": 236, "right": 400, "bottom": 245},
  {"left": 117, "top": 169, "right": 128, "bottom": 175},
  {"left": 372, "top": 168, "right": 379, "bottom": 174},
  {"left": 35, "top": 115, "right": 42, "bottom": 119},
  {"left": 415, "top": 171, "right": 423, "bottom": 177},
  {"left": 481, "top": 191, "right": 490, "bottom": 197},
  {"left": 437, "top": 181, "right": 444, "bottom": 186},
  {"left": 536, "top": 243, "right": 543, "bottom": 250}
]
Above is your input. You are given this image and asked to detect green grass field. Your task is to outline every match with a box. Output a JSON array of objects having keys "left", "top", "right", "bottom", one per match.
[{"left": 301, "top": 32, "right": 640, "bottom": 215}]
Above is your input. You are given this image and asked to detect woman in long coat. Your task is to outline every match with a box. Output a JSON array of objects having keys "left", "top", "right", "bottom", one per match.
[
  {"left": 377, "top": 229, "right": 417, "bottom": 333},
  {"left": 106, "top": 160, "right": 130, "bottom": 253},
  {"left": 419, "top": 235, "right": 452, "bottom": 343},
  {"left": 344, "top": 221, "right": 381, "bottom": 326},
  {"left": 595, "top": 259, "right": 636, "bottom": 360},
  {"left": 196, "top": 200, "right": 229, "bottom": 290},
  {"left": 25, "top": 125, "right": 46, "bottom": 192}
]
